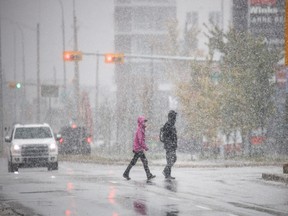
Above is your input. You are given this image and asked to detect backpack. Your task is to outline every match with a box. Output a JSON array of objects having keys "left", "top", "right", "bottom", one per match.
[{"left": 159, "top": 125, "right": 165, "bottom": 143}]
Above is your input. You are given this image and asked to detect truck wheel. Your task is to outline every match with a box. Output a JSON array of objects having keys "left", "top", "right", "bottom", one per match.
[
  {"left": 8, "top": 161, "right": 12, "bottom": 173},
  {"left": 48, "top": 162, "right": 58, "bottom": 171},
  {"left": 52, "top": 162, "right": 58, "bottom": 170},
  {"left": 12, "top": 164, "right": 18, "bottom": 172}
]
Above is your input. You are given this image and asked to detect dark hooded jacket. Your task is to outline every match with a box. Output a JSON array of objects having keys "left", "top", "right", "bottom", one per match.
[{"left": 162, "top": 111, "right": 177, "bottom": 150}]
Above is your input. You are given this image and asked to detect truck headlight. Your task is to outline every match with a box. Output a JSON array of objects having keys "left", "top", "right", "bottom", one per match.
[
  {"left": 11, "top": 144, "right": 21, "bottom": 154},
  {"left": 49, "top": 143, "right": 57, "bottom": 151},
  {"left": 13, "top": 144, "right": 20, "bottom": 151}
]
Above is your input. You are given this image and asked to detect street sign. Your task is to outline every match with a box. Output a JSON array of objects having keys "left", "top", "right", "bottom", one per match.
[{"left": 41, "top": 85, "right": 59, "bottom": 97}]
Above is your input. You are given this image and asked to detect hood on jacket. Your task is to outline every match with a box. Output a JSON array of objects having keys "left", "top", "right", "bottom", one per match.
[
  {"left": 137, "top": 116, "right": 147, "bottom": 129},
  {"left": 168, "top": 110, "right": 177, "bottom": 125}
]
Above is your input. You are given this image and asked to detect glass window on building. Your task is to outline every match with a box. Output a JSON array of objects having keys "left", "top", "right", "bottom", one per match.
[
  {"left": 133, "top": 7, "right": 152, "bottom": 31},
  {"left": 115, "top": 7, "right": 132, "bottom": 32},
  {"left": 132, "top": 35, "right": 152, "bottom": 54},
  {"left": 115, "top": 35, "right": 131, "bottom": 53},
  {"left": 154, "top": 7, "right": 176, "bottom": 31}
]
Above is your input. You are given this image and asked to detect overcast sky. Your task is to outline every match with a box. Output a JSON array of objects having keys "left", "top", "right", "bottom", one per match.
[
  {"left": 0, "top": 0, "right": 231, "bottom": 104},
  {"left": 1, "top": 0, "right": 115, "bottom": 99}
]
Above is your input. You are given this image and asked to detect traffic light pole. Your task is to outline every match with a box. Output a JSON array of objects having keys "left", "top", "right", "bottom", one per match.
[
  {"left": 73, "top": 0, "right": 80, "bottom": 124},
  {"left": 95, "top": 53, "right": 99, "bottom": 140},
  {"left": 36, "top": 23, "right": 41, "bottom": 122},
  {"left": 0, "top": 19, "right": 4, "bottom": 153},
  {"left": 83, "top": 52, "right": 206, "bottom": 62}
]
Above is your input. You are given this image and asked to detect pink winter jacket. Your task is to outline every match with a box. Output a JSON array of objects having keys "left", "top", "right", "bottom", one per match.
[{"left": 133, "top": 116, "right": 148, "bottom": 153}]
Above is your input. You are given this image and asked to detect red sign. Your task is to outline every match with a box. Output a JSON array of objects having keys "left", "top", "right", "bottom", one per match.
[
  {"left": 250, "top": 136, "right": 266, "bottom": 145},
  {"left": 250, "top": 0, "right": 276, "bottom": 5},
  {"left": 276, "top": 67, "right": 288, "bottom": 87}
]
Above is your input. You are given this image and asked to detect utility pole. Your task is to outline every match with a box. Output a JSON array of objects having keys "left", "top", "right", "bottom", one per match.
[
  {"left": 13, "top": 32, "right": 17, "bottom": 122},
  {"left": 57, "top": 0, "right": 66, "bottom": 91},
  {"left": 149, "top": 45, "right": 154, "bottom": 121},
  {"left": 16, "top": 24, "right": 26, "bottom": 122},
  {"left": 0, "top": 18, "right": 4, "bottom": 153},
  {"left": 73, "top": 0, "right": 80, "bottom": 123},
  {"left": 36, "top": 23, "right": 40, "bottom": 122},
  {"left": 95, "top": 52, "right": 99, "bottom": 140}
]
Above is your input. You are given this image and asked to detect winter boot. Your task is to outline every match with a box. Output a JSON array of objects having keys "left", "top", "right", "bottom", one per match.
[
  {"left": 123, "top": 173, "right": 131, "bottom": 180},
  {"left": 147, "top": 174, "right": 156, "bottom": 181},
  {"left": 123, "top": 164, "right": 132, "bottom": 180}
]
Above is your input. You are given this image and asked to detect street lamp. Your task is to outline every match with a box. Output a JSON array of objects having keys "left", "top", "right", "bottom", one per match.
[
  {"left": 73, "top": 0, "right": 80, "bottom": 123},
  {"left": 57, "top": 0, "right": 67, "bottom": 91},
  {"left": 0, "top": 18, "right": 4, "bottom": 153}
]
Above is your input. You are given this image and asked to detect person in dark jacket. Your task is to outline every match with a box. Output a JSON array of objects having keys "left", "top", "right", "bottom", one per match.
[
  {"left": 162, "top": 110, "right": 178, "bottom": 179},
  {"left": 123, "top": 116, "right": 156, "bottom": 181}
]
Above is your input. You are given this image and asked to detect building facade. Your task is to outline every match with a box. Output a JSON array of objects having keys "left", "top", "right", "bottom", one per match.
[
  {"left": 114, "top": 0, "right": 177, "bottom": 150},
  {"left": 113, "top": 0, "right": 234, "bottom": 151}
]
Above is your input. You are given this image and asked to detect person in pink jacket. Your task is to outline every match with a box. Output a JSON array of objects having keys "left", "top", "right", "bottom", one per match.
[{"left": 123, "top": 116, "right": 156, "bottom": 181}]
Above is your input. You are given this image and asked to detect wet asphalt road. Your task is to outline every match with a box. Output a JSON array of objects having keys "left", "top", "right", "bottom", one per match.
[{"left": 0, "top": 157, "right": 287, "bottom": 216}]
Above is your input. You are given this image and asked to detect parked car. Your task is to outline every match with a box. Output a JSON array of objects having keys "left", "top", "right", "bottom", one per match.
[
  {"left": 5, "top": 123, "right": 60, "bottom": 172},
  {"left": 58, "top": 125, "right": 92, "bottom": 155}
]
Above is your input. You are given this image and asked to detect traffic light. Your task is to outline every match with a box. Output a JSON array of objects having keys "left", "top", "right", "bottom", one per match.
[
  {"left": 104, "top": 53, "right": 124, "bottom": 64},
  {"left": 63, "top": 51, "right": 83, "bottom": 61},
  {"left": 8, "top": 82, "right": 21, "bottom": 89},
  {"left": 16, "top": 82, "right": 21, "bottom": 89}
]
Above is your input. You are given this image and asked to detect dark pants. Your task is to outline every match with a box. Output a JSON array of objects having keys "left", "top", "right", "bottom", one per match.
[
  {"left": 124, "top": 151, "right": 152, "bottom": 178},
  {"left": 163, "top": 149, "right": 177, "bottom": 177}
]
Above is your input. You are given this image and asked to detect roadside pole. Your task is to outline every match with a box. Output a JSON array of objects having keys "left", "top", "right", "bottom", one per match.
[
  {"left": 0, "top": 19, "right": 4, "bottom": 154},
  {"left": 95, "top": 52, "right": 99, "bottom": 141},
  {"left": 284, "top": 0, "right": 288, "bottom": 156},
  {"left": 36, "top": 23, "right": 40, "bottom": 122}
]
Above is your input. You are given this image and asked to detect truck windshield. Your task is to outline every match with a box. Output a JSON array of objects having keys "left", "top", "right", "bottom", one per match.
[{"left": 14, "top": 127, "right": 53, "bottom": 139}]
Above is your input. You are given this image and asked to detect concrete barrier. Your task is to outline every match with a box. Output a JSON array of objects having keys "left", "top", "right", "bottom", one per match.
[
  {"left": 262, "top": 173, "right": 288, "bottom": 184},
  {"left": 283, "top": 163, "right": 288, "bottom": 174}
]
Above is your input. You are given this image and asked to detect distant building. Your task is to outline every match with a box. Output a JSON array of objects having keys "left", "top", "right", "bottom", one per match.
[
  {"left": 113, "top": 0, "right": 234, "bottom": 149},
  {"left": 232, "top": 0, "right": 285, "bottom": 51},
  {"left": 114, "top": 0, "right": 177, "bottom": 149}
]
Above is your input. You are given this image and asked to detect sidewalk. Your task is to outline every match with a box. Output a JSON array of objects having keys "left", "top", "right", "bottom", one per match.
[
  {"left": 151, "top": 156, "right": 288, "bottom": 184},
  {"left": 0, "top": 198, "right": 39, "bottom": 216}
]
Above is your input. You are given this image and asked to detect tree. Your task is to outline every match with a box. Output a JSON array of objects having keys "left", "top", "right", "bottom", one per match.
[
  {"left": 175, "top": 24, "right": 283, "bottom": 157},
  {"left": 202, "top": 26, "right": 281, "bottom": 155}
]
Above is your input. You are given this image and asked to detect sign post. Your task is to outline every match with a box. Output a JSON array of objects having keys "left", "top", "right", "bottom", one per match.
[{"left": 285, "top": 0, "right": 288, "bottom": 65}]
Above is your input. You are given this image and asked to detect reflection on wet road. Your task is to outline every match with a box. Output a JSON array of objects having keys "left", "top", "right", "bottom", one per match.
[{"left": 0, "top": 158, "right": 287, "bottom": 216}]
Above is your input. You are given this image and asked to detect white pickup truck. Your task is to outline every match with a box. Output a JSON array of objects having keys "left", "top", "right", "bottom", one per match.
[{"left": 5, "top": 123, "right": 61, "bottom": 172}]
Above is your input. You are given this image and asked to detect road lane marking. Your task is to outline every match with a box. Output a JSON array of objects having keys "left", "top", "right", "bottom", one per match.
[{"left": 195, "top": 205, "right": 212, "bottom": 210}]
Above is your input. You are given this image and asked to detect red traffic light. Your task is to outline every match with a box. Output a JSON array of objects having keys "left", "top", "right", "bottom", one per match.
[
  {"left": 63, "top": 51, "right": 83, "bottom": 61},
  {"left": 104, "top": 53, "right": 124, "bottom": 64}
]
